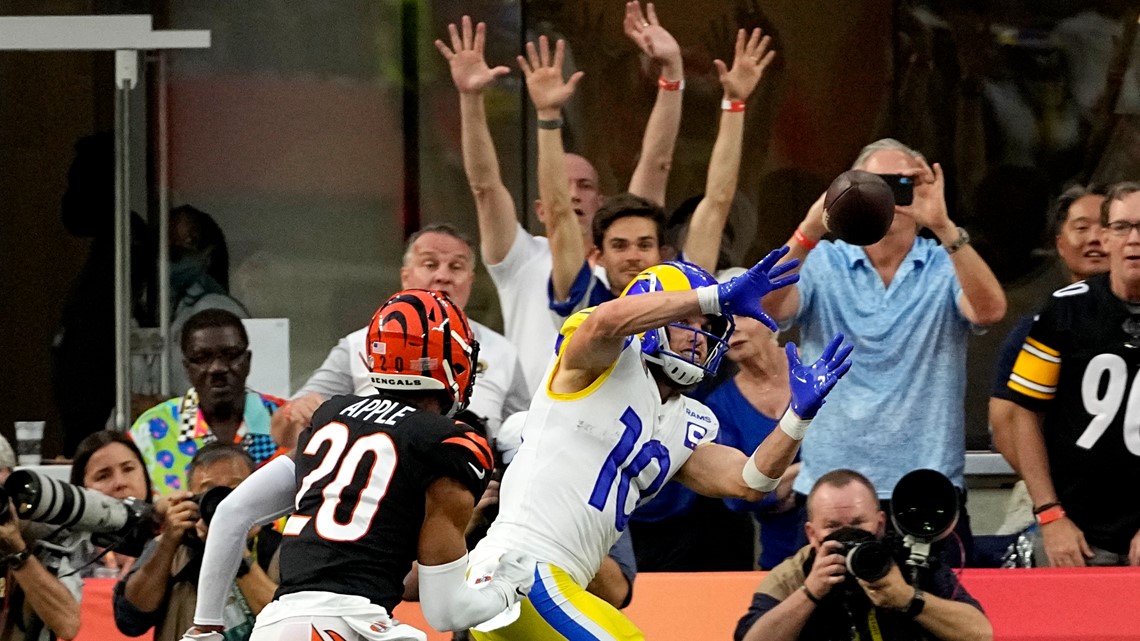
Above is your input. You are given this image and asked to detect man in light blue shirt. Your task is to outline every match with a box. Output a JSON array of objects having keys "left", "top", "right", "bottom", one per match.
[{"left": 762, "top": 138, "right": 1007, "bottom": 564}]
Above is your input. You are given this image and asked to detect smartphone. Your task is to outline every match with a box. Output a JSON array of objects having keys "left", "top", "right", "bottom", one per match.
[{"left": 877, "top": 174, "right": 914, "bottom": 206}]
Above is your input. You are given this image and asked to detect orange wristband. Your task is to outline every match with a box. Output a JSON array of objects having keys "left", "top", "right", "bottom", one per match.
[
  {"left": 793, "top": 227, "right": 818, "bottom": 250},
  {"left": 658, "top": 76, "right": 684, "bottom": 91},
  {"left": 721, "top": 98, "right": 746, "bottom": 112},
  {"left": 1036, "top": 505, "right": 1066, "bottom": 526}
]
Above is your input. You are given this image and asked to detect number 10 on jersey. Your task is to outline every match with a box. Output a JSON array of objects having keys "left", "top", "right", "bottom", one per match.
[{"left": 588, "top": 407, "right": 671, "bottom": 531}]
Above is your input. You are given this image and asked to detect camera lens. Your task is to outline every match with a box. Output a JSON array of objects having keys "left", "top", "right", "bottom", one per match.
[
  {"left": 891, "top": 469, "right": 959, "bottom": 541},
  {"left": 197, "top": 486, "right": 233, "bottom": 526},
  {"left": 847, "top": 540, "right": 893, "bottom": 582},
  {"left": 0, "top": 485, "right": 9, "bottom": 525}
]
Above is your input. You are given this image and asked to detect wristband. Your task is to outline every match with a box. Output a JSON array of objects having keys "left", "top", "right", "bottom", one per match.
[
  {"left": 1032, "top": 501, "right": 1061, "bottom": 515},
  {"left": 721, "top": 98, "right": 746, "bottom": 112},
  {"left": 904, "top": 588, "right": 926, "bottom": 618},
  {"left": 778, "top": 408, "right": 811, "bottom": 441},
  {"left": 1035, "top": 504, "right": 1066, "bottom": 526},
  {"left": 696, "top": 285, "right": 721, "bottom": 315},
  {"left": 742, "top": 452, "right": 781, "bottom": 492},
  {"left": 801, "top": 584, "right": 822, "bottom": 605},
  {"left": 793, "top": 227, "right": 818, "bottom": 251},
  {"left": 945, "top": 226, "right": 970, "bottom": 255},
  {"left": 658, "top": 76, "right": 684, "bottom": 91},
  {"left": 536, "top": 117, "right": 564, "bottom": 130},
  {"left": 3, "top": 548, "right": 32, "bottom": 571}
]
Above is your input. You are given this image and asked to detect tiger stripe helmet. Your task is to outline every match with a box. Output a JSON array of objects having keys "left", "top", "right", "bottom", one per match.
[
  {"left": 366, "top": 289, "right": 479, "bottom": 417},
  {"left": 620, "top": 261, "right": 734, "bottom": 387}
]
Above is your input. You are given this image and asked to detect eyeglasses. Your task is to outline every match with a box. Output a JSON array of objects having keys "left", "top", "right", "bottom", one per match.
[
  {"left": 185, "top": 347, "right": 248, "bottom": 368},
  {"left": 1106, "top": 220, "right": 1140, "bottom": 237}
]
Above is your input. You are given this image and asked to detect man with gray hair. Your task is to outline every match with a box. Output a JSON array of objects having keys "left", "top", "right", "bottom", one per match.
[
  {"left": 271, "top": 223, "right": 530, "bottom": 449},
  {"left": 761, "top": 138, "right": 1007, "bottom": 565}
]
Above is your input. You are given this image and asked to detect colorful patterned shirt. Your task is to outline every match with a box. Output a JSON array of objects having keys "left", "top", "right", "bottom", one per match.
[{"left": 130, "top": 388, "right": 284, "bottom": 495}]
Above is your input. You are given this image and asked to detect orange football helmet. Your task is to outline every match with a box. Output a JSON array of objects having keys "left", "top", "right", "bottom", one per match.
[{"left": 366, "top": 289, "right": 479, "bottom": 416}]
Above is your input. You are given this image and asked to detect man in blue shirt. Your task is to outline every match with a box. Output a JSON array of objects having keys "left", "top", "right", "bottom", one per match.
[{"left": 761, "top": 138, "right": 1007, "bottom": 565}]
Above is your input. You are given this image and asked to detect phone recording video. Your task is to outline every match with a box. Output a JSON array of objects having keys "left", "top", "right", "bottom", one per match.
[{"left": 877, "top": 174, "right": 914, "bottom": 207}]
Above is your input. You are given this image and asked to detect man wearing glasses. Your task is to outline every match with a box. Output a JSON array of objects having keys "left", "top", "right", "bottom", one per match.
[
  {"left": 1004, "top": 181, "right": 1140, "bottom": 567},
  {"left": 130, "top": 309, "right": 285, "bottom": 496}
]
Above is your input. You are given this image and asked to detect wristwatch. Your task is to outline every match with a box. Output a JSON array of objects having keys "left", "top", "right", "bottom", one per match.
[
  {"left": 945, "top": 226, "right": 970, "bottom": 255},
  {"left": 904, "top": 588, "right": 926, "bottom": 618},
  {"left": 3, "top": 548, "right": 32, "bottom": 571}
]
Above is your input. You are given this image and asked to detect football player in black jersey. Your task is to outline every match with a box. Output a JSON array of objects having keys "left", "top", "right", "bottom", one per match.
[
  {"left": 1006, "top": 182, "right": 1140, "bottom": 567},
  {"left": 183, "top": 290, "right": 535, "bottom": 641}
]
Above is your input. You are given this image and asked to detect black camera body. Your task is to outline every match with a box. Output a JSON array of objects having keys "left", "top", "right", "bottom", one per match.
[
  {"left": 824, "top": 527, "right": 897, "bottom": 583},
  {"left": 181, "top": 485, "right": 234, "bottom": 544}
]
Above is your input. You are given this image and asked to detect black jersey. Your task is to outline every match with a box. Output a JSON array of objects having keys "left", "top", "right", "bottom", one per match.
[
  {"left": 275, "top": 393, "right": 493, "bottom": 610},
  {"left": 1007, "top": 274, "right": 1140, "bottom": 553}
]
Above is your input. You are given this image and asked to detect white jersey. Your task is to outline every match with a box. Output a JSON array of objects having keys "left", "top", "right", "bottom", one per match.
[{"left": 474, "top": 332, "right": 719, "bottom": 587}]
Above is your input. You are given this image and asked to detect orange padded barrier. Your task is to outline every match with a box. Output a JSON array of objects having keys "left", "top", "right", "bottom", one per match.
[{"left": 77, "top": 568, "right": 1140, "bottom": 641}]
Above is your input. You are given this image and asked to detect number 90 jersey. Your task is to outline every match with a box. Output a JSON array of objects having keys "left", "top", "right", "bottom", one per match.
[
  {"left": 475, "top": 324, "right": 719, "bottom": 588},
  {"left": 276, "top": 393, "right": 493, "bottom": 611},
  {"left": 1007, "top": 274, "right": 1140, "bottom": 553}
]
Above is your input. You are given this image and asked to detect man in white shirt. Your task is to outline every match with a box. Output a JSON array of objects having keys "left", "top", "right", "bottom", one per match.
[{"left": 273, "top": 224, "right": 530, "bottom": 449}]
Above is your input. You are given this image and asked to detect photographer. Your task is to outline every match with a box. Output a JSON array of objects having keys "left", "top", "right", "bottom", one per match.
[
  {"left": 735, "top": 470, "right": 991, "bottom": 641},
  {"left": 0, "top": 436, "right": 81, "bottom": 641},
  {"left": 115, "top": 443, "right": 278, "bottom": 641}
]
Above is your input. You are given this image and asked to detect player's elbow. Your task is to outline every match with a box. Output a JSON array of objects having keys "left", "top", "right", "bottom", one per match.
[{"left": 587, "top": 300, "right": 633, "bottom": 339}]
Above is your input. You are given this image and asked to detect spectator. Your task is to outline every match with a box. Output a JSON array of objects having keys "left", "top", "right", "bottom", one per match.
[
  {"left": 114, "top": 443, "right": 278, "bottom": 641},
  {"left": 762, "top": 138, "right": 1008, "bottom": 565},
  {"left": 438, "top": 4, "right": 684, "bottom": 392},
  {"left": 734, "top": 469, "right": 992, "bottom": 641},
  {"left": 0, "top": 434, "right": 14, "bottom": 483},
  {"left": 707, "top": 317, "right": 807, "bottom": 570},
  {"left": 130, "top": 309, "right": 284, "bottom": 495},
  {"left": 161, "top": 205, "right": 250, "bottom": 397},
  {"left": 274, "top": 224, "right": 529, "bottom": 450},
  {"left": 52, "top": 132, "right": 154, "bottom": 455},
  {"left": 1, "top": 430, "right": 154, "bottom": 641},
  {"left": 991, "top": 184, "right": 1108, "bottom": 472},
  {"left": 1004, "top": 182, "right": 1140, "bottom": 567},
  {"left": 538, "top": 27, "right": 776, "bottom": 319}
]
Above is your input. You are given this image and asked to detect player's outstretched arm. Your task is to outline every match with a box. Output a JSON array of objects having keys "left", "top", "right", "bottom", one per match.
[
  {"left": 683, "top": 27, "right": 775, "bottom": 273},
  {"left": 623, "top": 1, "right": 683, "bottom": 206},
  {"left": 678, "top": 334, "right": 852, "bottom": 500},
  {"left": 436, "top": 17, "right": 518, "bottom": 265},
  {"left": 418, "top": 478, "right": 535, "bottom": 631},
  {"left": 556, "top": 247, "right": 800, "bottom": 393},
  {"left": 184, "top": 456, "right": 298, "bottom": 638}
]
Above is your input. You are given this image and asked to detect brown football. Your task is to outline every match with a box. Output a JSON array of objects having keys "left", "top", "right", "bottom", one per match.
[{"left": 823, "top": 170, "right": 895, "bottom": 246}]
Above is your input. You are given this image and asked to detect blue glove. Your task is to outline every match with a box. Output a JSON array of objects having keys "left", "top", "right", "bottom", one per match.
[
  {"left": 715, "top": 246, "right": 801, "bottom": 331},
  {"left": 786, "top": 333, "right": 853, "bottom": 419}
]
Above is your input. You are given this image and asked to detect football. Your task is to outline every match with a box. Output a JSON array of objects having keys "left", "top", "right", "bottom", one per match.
[{"left": 823, "top": 170, "right": 895, "bottom": 246}]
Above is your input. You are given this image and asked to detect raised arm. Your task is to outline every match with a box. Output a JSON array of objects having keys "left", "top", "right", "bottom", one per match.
[
  {"left": 555, "top": 247, "right": 800, "bottom": 394},
  {"left": 909, "top": 161, "right": 1006, "bottom": 325},
  {"left": 683, "top": 27, "right": 775, "bottom": 272},
  {"left": 0, "top": 506, "right": 80, "bottom": 640},
  {"left": 519, "top": 36, "right": 587, "bottom": 301},
  {"left": 676, "top": 335, "right": 851, "bottom": 501},
  {"left": 435, "top": 17, "right": 517, "bottom": 265},
  {"left": 623, "top": 1, "right": 683, "bottom": 206},
  {"left": 762, "top": 193, "right": 825, "bottom": 324}
]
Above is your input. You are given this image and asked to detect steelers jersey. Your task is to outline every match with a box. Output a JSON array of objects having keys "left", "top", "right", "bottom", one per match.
[
  {"left": 275, "top": 393, "right": 493, "bottom": 611},
  {"left": 1006, "top": 273, "right": 1140, "bottom": 552},
  {"left": 473, "top": 310, "right": 719, "bottom": 588}
]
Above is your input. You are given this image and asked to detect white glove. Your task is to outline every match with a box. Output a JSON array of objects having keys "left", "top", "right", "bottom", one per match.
[
  {"left": 494, "top": 550, "right": 537, "bottom": 601},
  {"left": 181, "top": 628, "right": 224, "bottom": 641}
]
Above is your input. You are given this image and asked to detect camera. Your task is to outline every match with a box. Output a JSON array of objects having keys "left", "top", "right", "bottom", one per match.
[
  {"left": 876, "top": 174, "right": 914, "bottom": 206},
  {"left": 181, "top": 485, "right": 234, "bottom": 544},
  {"left": 4, "top": 469, "right": 155, "bottom": 556},
  {"left": 823, "top": 469, "right": 960, "bottom": 586}
]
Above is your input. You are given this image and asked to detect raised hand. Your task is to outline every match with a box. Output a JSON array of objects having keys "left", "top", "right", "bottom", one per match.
[
  {"left": 714, "top": 246, "right": 800, "bottom": 331},
  {"left": 435, "top": 16, "right": 510, "bottom": 94},
  {"left": 907, "top": 160, "right": 952, "bottom": 234},
  {"left": 623, "top": 2, "right": 682, "bottom": 73},
  {"left": 786, "top": 333, "right": 853, "bottom": 419},
  {"left": 518, "top": 36, "right": 584, "bottom": 115},
  {"left": 715, "top": 27, "right": 776, "bottom": 102}
]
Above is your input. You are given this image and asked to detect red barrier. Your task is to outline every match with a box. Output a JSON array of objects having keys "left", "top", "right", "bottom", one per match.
[{"left": 78, "top": 569, "right": 1140, "bottom": 641}]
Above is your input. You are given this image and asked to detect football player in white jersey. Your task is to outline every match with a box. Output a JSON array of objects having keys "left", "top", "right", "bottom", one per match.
[{"left": 468, "top": 251, "right": 853, "bottom": 641}]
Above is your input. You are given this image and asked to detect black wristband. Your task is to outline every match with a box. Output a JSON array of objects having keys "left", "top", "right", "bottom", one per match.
[
  {"left": 3, "top": 548, "right": 32, "bottom": 571},
  {"left": 1033, "top": 501, "right": 1062, "bottom": 515},
  {"left": 801, "top": 584, "right": 822, "bottom": 605},
  {"left": 536, "top": 117, "right": 564, "bottom": 130},
  {"left": 904, "top": 588, "right": 926, "bottom": 618},
  {"left": 235, "top": 556, "right": 252, "bottom": 578}
]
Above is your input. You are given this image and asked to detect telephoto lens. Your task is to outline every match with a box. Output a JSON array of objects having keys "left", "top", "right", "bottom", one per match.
[{"left": 196, "top": 486, "right": 233, "bottom": 526}]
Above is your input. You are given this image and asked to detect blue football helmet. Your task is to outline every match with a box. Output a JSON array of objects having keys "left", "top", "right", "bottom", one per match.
[{"left": 621, "top": 261, "right": 735, "bottom": 386}]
